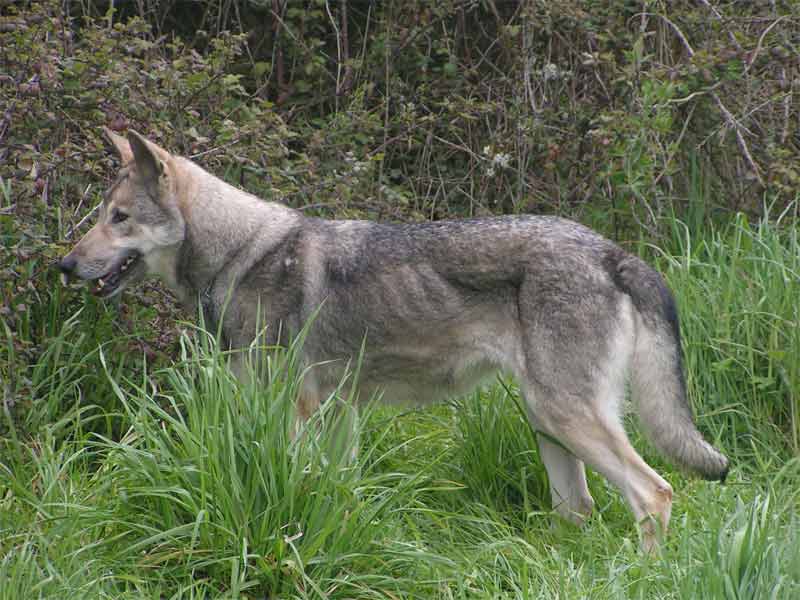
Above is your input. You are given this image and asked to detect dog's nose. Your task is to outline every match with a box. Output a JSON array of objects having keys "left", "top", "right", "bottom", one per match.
[{"left": 58, "top": 255, "right": 77, "bottom": 275}]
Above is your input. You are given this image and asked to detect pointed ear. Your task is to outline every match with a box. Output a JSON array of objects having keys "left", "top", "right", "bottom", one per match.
[
  {"left": 103, "top": 126, "right": 133, "bottom": 163},
  {"left": 128, "top": 130, "right": 167, "bottom": 200}
]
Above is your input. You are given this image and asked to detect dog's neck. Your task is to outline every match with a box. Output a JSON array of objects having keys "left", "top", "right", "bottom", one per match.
[{"left": 170, "top": 159, "right": 302, "bottom": 306}]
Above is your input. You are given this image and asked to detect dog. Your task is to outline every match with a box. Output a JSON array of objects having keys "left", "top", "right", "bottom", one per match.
[{"left": 59, "top": 128, "right": 728, "bottom": 552}]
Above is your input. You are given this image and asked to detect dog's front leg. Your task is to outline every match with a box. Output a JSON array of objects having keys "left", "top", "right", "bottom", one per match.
[
  {"left": 296, "top": 378, "right": 361, "bottom": 467},
  {"left": 295, "top": 381, "right": 322, "bottom": 439}
]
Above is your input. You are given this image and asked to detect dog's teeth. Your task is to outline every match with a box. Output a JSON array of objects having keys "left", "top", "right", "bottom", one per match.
[
  {"left": 98, "top": 278, "right": 105, "bottom": 288},
  {"left": 60, "top": 272, "right": 68, "bottom": 287}
]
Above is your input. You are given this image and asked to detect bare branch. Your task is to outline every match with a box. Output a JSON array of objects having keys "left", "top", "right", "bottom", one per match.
[
  {"left": 66, "top": 201, "right": 101, "bottom": 240},
  {"left": 639, "top": 11, "right": 766, "bottom": 187},
  {"left": 325, "top": 0, "right": 342, "bottom": 108},
  {"left": 696, "top": 0, "right": 743, "bottom": 51},
  {"left": 713, "top": 95, "right": 765, "bottom": 187},
  {"left": 744, "top": 15, "right": 788, "bottom": 74}
]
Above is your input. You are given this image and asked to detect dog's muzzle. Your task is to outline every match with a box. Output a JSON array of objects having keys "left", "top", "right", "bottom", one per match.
[
  {"left": 58, "top": 255, "right": 77, "bottom": 276},
  {"left": 58, "top": 255, "right": 77, "bottom": 286},
  {"left": 57, "top": 250, "right": 143, "bottom": 297}
]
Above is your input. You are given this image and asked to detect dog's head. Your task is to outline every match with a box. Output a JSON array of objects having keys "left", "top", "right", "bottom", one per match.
[{"left": 59, "top": 129, "right": 186, "bottom": 298}]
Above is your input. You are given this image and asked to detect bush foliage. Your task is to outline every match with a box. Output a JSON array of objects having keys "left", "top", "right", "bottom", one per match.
[{"left": 3, "top": 0, "right": 799, "bottom": 223}]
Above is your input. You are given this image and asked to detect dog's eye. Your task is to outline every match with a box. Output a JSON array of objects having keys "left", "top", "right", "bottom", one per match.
[{"left": 111, "top": 209, "right": 129, "bottom": 224}]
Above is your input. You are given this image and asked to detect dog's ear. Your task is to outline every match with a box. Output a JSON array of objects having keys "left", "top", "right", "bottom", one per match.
[
  {"left": 103, "top": 127, "right": 133, "bottom": 163},
  {"left": 128, "top": 130, "right": 167, "bottom": 201}
]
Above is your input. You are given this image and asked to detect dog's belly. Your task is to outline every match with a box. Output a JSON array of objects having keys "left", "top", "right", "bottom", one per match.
[
  {"left": 356, "top": 325, "right": 524, "bottom": 405},
  {"left": 361, "top": 355, "right": 498, "bottom": 405}
]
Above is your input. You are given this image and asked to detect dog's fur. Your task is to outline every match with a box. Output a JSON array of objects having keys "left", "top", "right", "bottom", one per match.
[{"left": 60, "top": 129, "right": 729, "bottom": 551}]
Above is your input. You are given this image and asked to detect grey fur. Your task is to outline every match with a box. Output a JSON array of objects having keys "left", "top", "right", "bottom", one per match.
[{"left": 59, "top": 129, "right": 729, "bottom": 552}]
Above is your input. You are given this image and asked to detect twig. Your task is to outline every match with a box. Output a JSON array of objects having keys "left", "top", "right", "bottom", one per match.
[
  {"left": 432, "top": 134, "right": 480, "bottom": 162},
  {"left": 72, "top": 183, "right": 91, "bottom": 219},
  {"left": 378, "top": 10, "right": 390, "bottom": 206},
  {"left": 634, "top": 13, "right": 694, "bottom": 56},
  {"left": 271, "top": 0, "right": 288, "bottom": 103},
  {"left": 324, "top": 0, "right": 342, "bottom": 110},
  {"left": 712, "top": 96, "right": 764, "bottom": 186},
  {"left": 340, "top": 0, "right": 353, "bottom": 97},
  {"left": 66, "top": 201, "right": 101, "bottom": 239},
  {"left": 654, "top": 104, "right": 696, "bottom": 185},
  {"left": 696, "top": 0, "right": 743, "bottom": 51},
  {"left": 744, "top": 15, "right": 788, "bottom": 74},
  {"left": 189, "top": 137, "right": 245, "bottom": 159},
  {"left": 781, "top": 68, "right": 790, "bottom": 144},
  {"left": 40, "top": 175, "right": 49, "bottom": 208},
  {"left": 522, "top": 17, "right": 537, "bottom": 114},
  {"left": 667, "top": 81, "right": 722, "bottom": 105},
  {"left": 0, "top": 102, "right": 13, "bottom": 145}
]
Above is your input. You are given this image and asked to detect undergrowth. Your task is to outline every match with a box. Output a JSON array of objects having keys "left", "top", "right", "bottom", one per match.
[{"left": 1, "top": 214, "right": 798, "bottom": 598}]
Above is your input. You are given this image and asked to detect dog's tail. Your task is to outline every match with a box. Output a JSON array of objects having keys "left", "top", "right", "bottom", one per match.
[{"left": 611, "top": 252, "right": 729, "bottom": 482}]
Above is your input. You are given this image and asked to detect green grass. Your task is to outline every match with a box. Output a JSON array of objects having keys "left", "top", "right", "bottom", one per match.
[{"left": 1, "top": 213, "right": 799, "bottom": 598}]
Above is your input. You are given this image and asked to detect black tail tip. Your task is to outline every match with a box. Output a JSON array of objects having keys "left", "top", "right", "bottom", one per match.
[
  {"left": 718, "top": 462, "right": 730, "bottom": 484},
  {"left": 697, "top": 455, "right": 729, "bottom": 483},
  {"left": 703, "top": 457, "right": 729, "bottom": 483}
]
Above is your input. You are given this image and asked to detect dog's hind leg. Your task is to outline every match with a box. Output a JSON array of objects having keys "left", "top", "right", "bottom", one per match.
[
  {"left": 519, "top": 290, "right": 671, "bottom": 551},
  {"left": 541, "top": 408, "right": 673, "bottom": 553},
  {"left": 522, "top": 363, "right": 673, "bottom": 551},
  {"left": 535, "top": 435, "right": 594, "bottom": 526}
]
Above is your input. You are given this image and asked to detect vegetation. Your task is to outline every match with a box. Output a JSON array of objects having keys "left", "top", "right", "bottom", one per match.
[{"left": 1, "top": 1, "right": 799, "bottom": 597}]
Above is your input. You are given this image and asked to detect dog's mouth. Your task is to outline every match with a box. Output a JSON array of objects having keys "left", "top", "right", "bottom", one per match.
[{"left": 89, "top": 251, "right": 143, "bottom": 298}]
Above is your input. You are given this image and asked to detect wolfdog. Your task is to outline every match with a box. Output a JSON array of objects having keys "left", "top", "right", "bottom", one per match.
[{"left": 60, "top": 129, "right": 728, "bottom": 551}]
